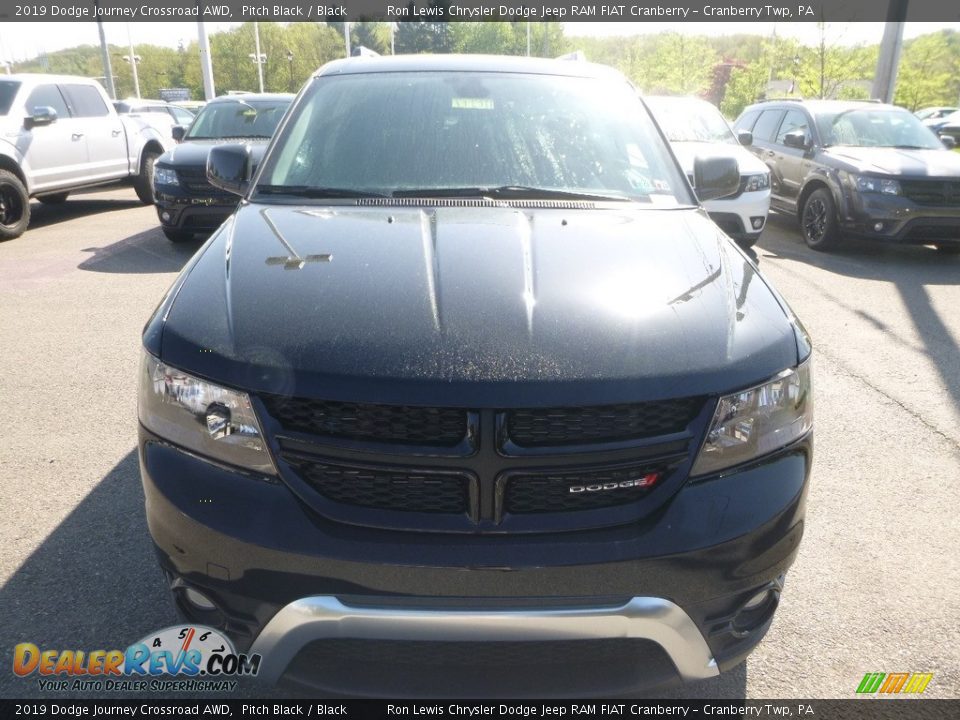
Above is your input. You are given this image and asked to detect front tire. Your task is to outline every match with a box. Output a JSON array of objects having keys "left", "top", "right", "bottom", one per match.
[
  {"left": 800, "top": 188, "right": 842, "bottom": 251},
  {"left": 38, "top": 192, "right": 69, "bottom": 205},
  {"left": 0, "top": 169, "right": 30, "bottom": 241},
  {"left": 134, "top": 150, "right": 160, "bottom": 205}
]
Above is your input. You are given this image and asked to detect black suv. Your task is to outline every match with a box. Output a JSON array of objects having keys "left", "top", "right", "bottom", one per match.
[
  {"left": 152, "top": 93, "right": 292, "bottom": 242},
  {"left": 734, "top": 99, "right": 960, "bottom": 252},
  {"left": 139, "top": 56, "right": 813, "bottom": 696}
]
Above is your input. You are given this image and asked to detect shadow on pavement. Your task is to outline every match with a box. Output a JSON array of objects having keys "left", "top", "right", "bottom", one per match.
[
  {"left": 28, "top": 194, "right": 145, "bottom": 232},
  {"left": 761, "top": 210, "right": 960, "bottom": 420},
  {"left": 0, "top": 450, "right": 284, "bottom": 699},
  {"left": 78, "top": 228, "right": 201, "bottom": 274}
]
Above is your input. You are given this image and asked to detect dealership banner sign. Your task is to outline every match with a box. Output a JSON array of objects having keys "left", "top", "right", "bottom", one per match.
[{"left": 3, "top": 0, "right": 960, "bottom": 23}]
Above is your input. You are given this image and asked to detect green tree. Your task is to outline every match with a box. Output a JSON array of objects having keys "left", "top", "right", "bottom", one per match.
[{"left": 894, "top": 31, "right": 960, "bottom": 110}]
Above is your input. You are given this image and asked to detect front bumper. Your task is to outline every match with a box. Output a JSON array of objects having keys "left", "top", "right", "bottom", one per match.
[
  {"left": 154, "top": 187, "right": 236, "bottom": 234},
  {"left": 139, "top": 425, "right": 810, "bottom": 694},
  {"left": 839, "top": 189, "right": 960, "bottom": 245},
  {"left": 704, "top": 188, "right": 770, "bottom": 241}
]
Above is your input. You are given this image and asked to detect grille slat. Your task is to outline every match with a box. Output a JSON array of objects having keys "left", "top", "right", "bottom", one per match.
[
  {"left": 503, "top": 462, "right": 670, "bottom": 514},
  {"left": 261, "top": 395, "right": 469, "bottom": 447},
  {"left": 506, "top": 398, "right": 703, "bottom": 448},
  {"left": 292, "top": 460, "right": 470, "bottom": 514}
]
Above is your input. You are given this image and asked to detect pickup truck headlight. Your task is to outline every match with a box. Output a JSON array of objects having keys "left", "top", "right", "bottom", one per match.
[
  {"left": 138, "top": 352, "right": 276, "bottom": 475},
  {"left": 153, "top": 166, "right": 179, "bottom": 187},
  {"left": 691, "top": 361, "right": 812, "bottom": 477},
  {"left": 851, "top": 174, "right": 900, "bottom": 195},
  {"left": 742, "top": 173, "right": 770, "bottom": 192}
]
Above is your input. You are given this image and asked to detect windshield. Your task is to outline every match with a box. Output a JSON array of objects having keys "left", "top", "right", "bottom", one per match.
[
  {"left": 255, "top": 71, "right": 693, "bottom": 205},
  {"left": 645, "top": 97, "right": 738, "bottom": 145},
  {"left": 0, "top": 81, "right": 20, "bottom": 116},
  {"left": 816, "top": 108, "right": 944, "bottom": 149},
  {"left": 185, "top": 99, "right": 290, "bottom": 140}
]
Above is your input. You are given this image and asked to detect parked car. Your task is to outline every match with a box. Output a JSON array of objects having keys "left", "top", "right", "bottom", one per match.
[
  {"left": 734, "top": 99, "right": 960, "bottom": 252},
  {"left": 936, "top": 109, "right": 960, "bottom": 145},
  {"left": 646, "top": 95, "right": 771, "bottom": 248},
  {"left": 152, "top": 93, "right": 292, "bottom": 242},
  {"left": 0, "top": 73, "right": 167, "bottom": 240},
  {"left": 915, "top": 106, "right": 957, "bottom": 123},
  {"left": 113, "top": 99, "right": 196, "bottom": 149},
  {"left": 139, "top": 55, "right": 813, "bottom": 696}
]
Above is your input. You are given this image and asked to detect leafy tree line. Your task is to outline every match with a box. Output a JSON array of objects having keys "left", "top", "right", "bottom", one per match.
[{"left": 8, "top": 22, "right": 960, "bottom": 117}]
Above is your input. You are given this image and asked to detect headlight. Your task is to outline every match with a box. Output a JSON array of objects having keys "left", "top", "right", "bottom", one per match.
[
  {"left": 691, "top": 361, "right": 812, "bottom": 477},
  {"left": 743, "top": 173, "right": 770, "bottom": 192},
  {"left": 153, "top": 166, "right": 179, "bottom": 187},
  {"left": 138, "top": 352, "right": 276, "bottom": 474},
  {"left": 852, "top": 174, "right": 900, "bottom": 195}
]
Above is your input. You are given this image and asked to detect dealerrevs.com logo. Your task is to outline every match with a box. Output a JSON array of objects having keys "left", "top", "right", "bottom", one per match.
[{"left": 13, "top": 625, "right": 261, "bottom": 692}]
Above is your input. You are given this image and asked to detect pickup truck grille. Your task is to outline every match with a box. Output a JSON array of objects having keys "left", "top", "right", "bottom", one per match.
[
  {"left": 262, "top": 397, "right": 710, "bottom": 534},
  {"left": 900, "top": 180, "right": 960, "bottom": 207}
]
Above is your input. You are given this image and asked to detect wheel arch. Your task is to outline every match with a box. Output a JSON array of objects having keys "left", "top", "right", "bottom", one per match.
[{"left": 0, "top": 154, "right": 30, "bottom": 195}]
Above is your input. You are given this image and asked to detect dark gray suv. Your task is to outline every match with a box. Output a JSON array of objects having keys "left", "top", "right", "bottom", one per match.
[{"left": 734, "top": 99, "right": 960, "bottom": 253}]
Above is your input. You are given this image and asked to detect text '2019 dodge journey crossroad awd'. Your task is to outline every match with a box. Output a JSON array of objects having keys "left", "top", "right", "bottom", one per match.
[{"left": 138, "top": 56, "right": 813, "bottom": 697}]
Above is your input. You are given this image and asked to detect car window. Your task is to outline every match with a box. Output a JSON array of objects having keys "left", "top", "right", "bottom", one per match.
[
  {"left": 0, "top": 81, "right": 20, "bottom": 115},
  {"left": 185, "top": 99, "right": 290, "bottom": 140},
  {"left": 170, "top": 107, "right": 195, "bottom": 124},
  {"left": 61, "top": 84, "right": 110, "bottom": 117},
  {"left": 646, "top": 97, "right": 738, "bottom": 145},
  {"left": 816, "top": 108, "right": 943, "bottom": 149},
  {"left": 25, "top": 84, "right": 69, "bottom": 118},
  {"left": 775, "top": 110, "right": 810, "bottom": 145},
  {"left": 258, "top": 71, "right": 694, "bottom": 206},
  {"left": 751, "top": 109, "right": 785, "bottom": 142},
  {"left": 734, "top": 109, "right": 760, "bottom": 133}
]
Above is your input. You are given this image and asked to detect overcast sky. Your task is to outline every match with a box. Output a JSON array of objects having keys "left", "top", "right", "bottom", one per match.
[{"left": 1, "top": 21, "right": 958, "bottom": 65}]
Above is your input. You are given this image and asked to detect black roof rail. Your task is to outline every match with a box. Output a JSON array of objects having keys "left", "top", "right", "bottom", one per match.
[{"left": 756, "top": 97, "right": 804, "bottom": 103}]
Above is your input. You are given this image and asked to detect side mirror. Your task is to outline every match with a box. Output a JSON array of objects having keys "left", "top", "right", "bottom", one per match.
[
  {"left": 737, "top": 130, "right": 753, "bottom": 147},
  {"left": 694, "top": 155, "right": 740, "bottom": 202},
  {"left": 207, "top": 144, "right": 252, "bottom": 197},
  {"left": 171, "top": 125, "right": 186, "bottom": 142},
  {"left": 783, "top": 130, "right": 810, "bottom": 150},
  {"left": 24, "top": 106, "right": 58, "bottom": 130},
  {"left": 940, "top": 134, "right": 957, "bottom": 150}
]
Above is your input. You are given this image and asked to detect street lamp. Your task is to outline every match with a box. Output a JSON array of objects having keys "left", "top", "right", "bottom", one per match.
[
  {"left": 286, "top": 49, "right": 294, "bottom": 92},
  {"left": 125, "top": 23, "right": 141, "bottom": 98},
  {"left": 791, "top": 53, "right": 800, "bottom": 95},
  {"left": 249, "top": 21, "right": 266, "bottom": 93}
]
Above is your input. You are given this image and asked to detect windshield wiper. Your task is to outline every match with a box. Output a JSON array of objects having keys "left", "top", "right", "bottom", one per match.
[
  {"left": 890, "top": 145, "right": 930, "bottom": 150},
  {"left": 391, "top": 185, "right": 636, "bottom": 202},
  {"left": 255, "top": 185, "right": 390, "bottom": 199}
]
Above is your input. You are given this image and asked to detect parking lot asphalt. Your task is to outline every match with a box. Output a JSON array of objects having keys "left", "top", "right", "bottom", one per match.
[{"left": 0, "top": 189, "right": 958, "bottom": 700}]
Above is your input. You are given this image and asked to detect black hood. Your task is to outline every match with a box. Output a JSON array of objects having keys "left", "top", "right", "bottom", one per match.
[
  {"left": 157, "top": 138, "right": 270, "bottom": 168},
  {"left": 153, "top": 204, "right": 799, "bottom": 407},
  {"left": 823, "top": 146, "right": 960, "bottom": 177}
]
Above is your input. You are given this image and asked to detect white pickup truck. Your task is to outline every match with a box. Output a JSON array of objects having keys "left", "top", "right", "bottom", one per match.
[{"left": 0, "top": 74, "right": 168, "bottom": 240}]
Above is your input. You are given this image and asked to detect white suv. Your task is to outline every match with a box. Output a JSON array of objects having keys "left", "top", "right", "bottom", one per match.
[{"left": 646, "top": 95, "right": 771, "bottom": 248}]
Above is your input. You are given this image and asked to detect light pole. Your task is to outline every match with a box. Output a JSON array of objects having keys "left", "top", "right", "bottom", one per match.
[
  {"left": 791, "top": 53, "right": 800, "bottom": 95},
  {"left": 286, "top": 49, "right": 295, "bottom": 92},
  {"left": 197, "top": 21, "right": 216, "bottom": 101},
  {"left": 250, "top": 22, "right": 266, "bottom": 93},
  {"left": 124, "top": 23, "right": 141, "bottom": 99}
]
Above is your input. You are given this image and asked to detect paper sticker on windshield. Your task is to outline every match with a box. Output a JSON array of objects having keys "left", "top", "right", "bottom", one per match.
[{"left": 452, "top": 98, "right": 494, "bottom": 110}]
